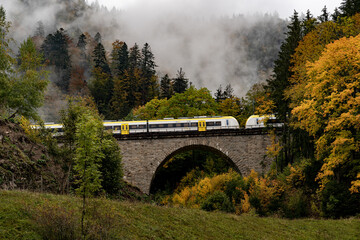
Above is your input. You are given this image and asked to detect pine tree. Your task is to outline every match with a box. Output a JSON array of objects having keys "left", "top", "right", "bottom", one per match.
[
  {"left": 41, "top": 29, "right": 72, "bottom": 92},
  {"left": 215, "top": 85, "right": 224, "bottom": 102},
  {"left": 93, "top": 42, "right": 111, "bottom": 75},
  {"left": 128, "top": 43, "right": 141, "bottom": 71},
  {"left": 332, "top": 8, "right": 341, "bottom": 21},
  {"left": 94, "top": 32, "right": 101, "bottom": 43},
  {"left": 139, "top": 43, "right": 158, "bottom": 104},
  {"left": 111, "top": 41, "right": 129, "bottom": 77},
  {"left": 77, "top": 33, "right": 87, "bottom": 51},
  {"left": 90, "top": 43, "right": 113, "bottom": 117},
  {"left": 266, "top": 10, "right": 303, "bottom": 170},
  {"left": 302, "top": 10, "right": 317, "bottom": 36},
  {"left": 34, "top": 21, "right": 45, "bottom": 38},
  {"left": 160, "top": 74, "right": 173, "bottom": 99},
  {"left": 318, "top": 6, "right": 329, "bottom": 23},
  {"left": 173, "top": 68, "right": 188, "bottom": 94},
  {"left": 339, "top": 0, "right": 360, "bottom": 17},
  {"left": 223, "top": 83, "right": 234, "bottom": 99}
]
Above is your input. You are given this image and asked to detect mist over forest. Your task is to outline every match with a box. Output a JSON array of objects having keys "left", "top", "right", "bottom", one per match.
[{"left": 3, "top": 0, "right": 287, "bottom": 98}]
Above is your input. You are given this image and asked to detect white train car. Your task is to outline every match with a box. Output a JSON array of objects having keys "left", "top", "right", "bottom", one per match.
[
  {"left": 245, "top": 115, "right": 283, "bottom": 129},
  {"left": 104, "top": 116, "right": 239, "bottom": 134},
  {"left": 36, "top": 116, "right": 240, "bottom": 135}
]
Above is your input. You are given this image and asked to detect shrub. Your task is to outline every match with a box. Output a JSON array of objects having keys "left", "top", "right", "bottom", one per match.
[
  {"left": 282, "top": 190, "right": 308, "bottom": 219},
  {"left": 201, "top": 191, "right": 234, "bottom": 213}
]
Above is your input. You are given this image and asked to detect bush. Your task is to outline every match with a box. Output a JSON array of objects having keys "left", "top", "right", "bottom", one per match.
[
  {"left": 282, "top": 190, "right": 308, "bottom": 219},
  {"left": 201, "top": 191, "right": 234, "bottom": 213},
  {"left": 320, "top": 180, "right": 360, "bottom": 218}
]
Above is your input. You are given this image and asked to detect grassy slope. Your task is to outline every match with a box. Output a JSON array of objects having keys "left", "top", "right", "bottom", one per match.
[{"left": 0, "top": 190, "right": 359, "bottom": 240}]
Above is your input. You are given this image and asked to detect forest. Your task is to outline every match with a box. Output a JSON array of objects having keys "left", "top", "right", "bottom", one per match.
[{"left": 0, "top": 0, "right": 359, "bottom": 228}]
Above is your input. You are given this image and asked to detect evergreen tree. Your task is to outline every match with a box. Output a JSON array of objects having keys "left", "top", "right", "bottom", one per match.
[
  {"left": 160, "top": 74, "right": 173, "bottom": 99},
  {"left": 215, "top": 85, "right": 224, "bottom": 102},
  {"left": 266, "top": 10, "right": 303, "bottom": 170},
  {"left": 139, "top": 43, "right": 158, "bottom": 104},
  {"left": 111, "top": 41, "right": 129, "bottom": 77},
  {"left": 223, "top": 83, "right": 234, "bottom": 99},
  {"left": 90, "top": 43, "right": 113, "bottom": 117},
  {"left": 173, "top": 68, "right": 188, "bottom": 94},
  {"left": 93, "top": 42, "right": 111, "bottom": 75},
  {"left": 302, "top": 10, "right": 317, "bottom": 36},
  {"left": 41, "top": 29, "right": 72, "bottom": 92},
  {"left": 77, "top": 33, "right": 87, "bottom": 51},
  {"left": 339, "top": 0, "right": 360, "bottom": 17},
  {"left": 332, "top": 7, "right": 341, "bottom": 21},
  {"left": 128, "top": 43, "right": 141, "bottom": 71},
  {"left": 318, "top": 6, "right": 329, "bottom": 23},
  {"left": 94, "top": 32, "right": 101, "bottom": 43},
  {"left": 34, "top": 21, "right": 45, "bottom": 38}
]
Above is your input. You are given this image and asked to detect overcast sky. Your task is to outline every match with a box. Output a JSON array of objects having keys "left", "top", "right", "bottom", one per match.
[{"left": 87, "top": 0, "right": 343, "bottom": 19}]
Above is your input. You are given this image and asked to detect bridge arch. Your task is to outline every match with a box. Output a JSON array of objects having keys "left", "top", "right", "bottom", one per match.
[
  {"left": 149, "top": 144, "right": 241, "bottom": 194},
  {"left": 118, "top": 134, "right": 272, "bottom": 194}
]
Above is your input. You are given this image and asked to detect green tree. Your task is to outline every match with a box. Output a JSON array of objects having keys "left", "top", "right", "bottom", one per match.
[
  {"left": 139, "top": 43, "right": 158, "bottom": 104},
  {"left": 41, "top": 29, "right": 71, "bottom": 92},
  {"left": 134, "top": 86, "right": 218, "bottom": 119},
  {"left": 90, "top": 43, "right": 113, "bottom": 117},
  {"left": 73, "top": 110, "right": 104, "bottom": 237},
  {"left": 0, "top": 13, "right": 49, "bottom": 121},
  {"left": 111, "top": 40, "right": 129, "bottom": 77},
  {"left": 302, "top": 10, "right": 317, "bottom": 36},
  {"left": 173, "top": 67, "right": 188, "bottom": 94},
  {"left": 0, "top": 6, "right": 14, "bottom": 117},
  {"left": 128, "top": 43, "right": 141, "bottom": 71},
  {"left": 339, "top": 0, "right": 360, "bottom": 17},
  {"left": 266, "top": 10, "right": 303, "bottom": 170},
  {"left": 9, "top": 38, "right": 49, "bottom": 120},
  {"left": 160, "top": 74, "right": 173, "bottom": 99},
  {"left": 318, "top": 6, "right": 329, "bottom": 23},
  {"left": 93, "top": 42, "right": 111, "bottom": 75}
]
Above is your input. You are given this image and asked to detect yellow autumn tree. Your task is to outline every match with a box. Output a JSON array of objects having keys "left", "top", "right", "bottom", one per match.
[{"left": 290, "top": 35, "right": 360, "bottom": 192}]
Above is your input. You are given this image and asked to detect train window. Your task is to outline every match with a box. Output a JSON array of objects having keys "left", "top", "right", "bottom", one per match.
[
  {"left": 207, "top": 122, "right": 215, "bottom": 126},
  {"left": 138, "top": 125, "right": 146, "bottom": 129},
  {"left": 191, "top": 122, "right": 197, "bottom": 127},
  {"left": 176, "top": 123, "right": 181, "bottom": 127},
  {"left": 105, "top": 126, "right": 113, "bottom": 130},
  {"left": 215, "top": 121, "right": 221, "bottom": 126},
  {"left": 129, "top": 125, "right": 137, "bottom": 129},
  {"left": 58, "top": 128, "right": 64, "bottom": 133},
  {"left": 150, "top": 124, "right": 157, "bottom": 128},
  {"left": 158, "top": 124, "right": 168, "bottom": 128},
  {"left": 226, "top": 120, "right": 229, "bottom": 126},
  {"left": 168, "top": 124, "right": 174, "bottom": 127},
  {"left": 183, "top": 123, "right": 189, "bottom": 127}
]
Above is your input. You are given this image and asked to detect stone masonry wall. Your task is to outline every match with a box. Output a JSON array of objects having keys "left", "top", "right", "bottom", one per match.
[{"left": 118, "top": 134, "right": 272, "bottom": 194}]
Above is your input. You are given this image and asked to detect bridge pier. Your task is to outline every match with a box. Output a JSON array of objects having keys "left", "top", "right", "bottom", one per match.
[{"left": 117, "top": 132, "right": 272, "bottom": 194}]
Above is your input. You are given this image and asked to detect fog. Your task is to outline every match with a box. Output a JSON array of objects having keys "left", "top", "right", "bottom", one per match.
[{"left": 2, "top": 0, "right": 289, "bottom": 97}]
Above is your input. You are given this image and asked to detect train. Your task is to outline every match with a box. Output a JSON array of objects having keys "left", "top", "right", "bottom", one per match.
[
  {"left": 38, "top": 116, "right": 240, "bottom": 135},
  {"left": 36, "top": 115, "right": 282, "bottom": 135},
  {"left": 245, "top": 114, "right": 283, "bottom": 129}
]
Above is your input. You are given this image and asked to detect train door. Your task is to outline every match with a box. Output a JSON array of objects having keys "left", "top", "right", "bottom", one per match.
[
  {"left": 198, "top": 120, "right": 206, "bottom": 131},
  {"left": 121, "top": 124, "right": 129, "bottom": 135}
]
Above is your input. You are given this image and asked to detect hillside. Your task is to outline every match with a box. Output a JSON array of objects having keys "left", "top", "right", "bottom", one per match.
[
  {"left": 1, "top": 190, "right": 359, "bottom": 240},
  {"left": 0, "top": 119, "right": 62, "bottom": 192}
]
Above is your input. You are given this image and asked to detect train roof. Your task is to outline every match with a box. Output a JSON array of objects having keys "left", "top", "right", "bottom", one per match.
[
  {"left": 32, "top": 116, "right": 238, "bottom": 127},
  {"left": 103, "top": 116, "right": 237, "bottom": 125}
]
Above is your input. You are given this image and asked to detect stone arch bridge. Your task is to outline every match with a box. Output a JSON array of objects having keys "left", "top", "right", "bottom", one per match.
[{"left": 115, "top": 129, "right": 273, "bottom": 194}]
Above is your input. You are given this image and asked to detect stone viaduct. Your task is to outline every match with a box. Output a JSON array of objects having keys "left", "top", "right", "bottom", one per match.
[{"left": 116, "top": 130, "right": 273, "bottom": 194}]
